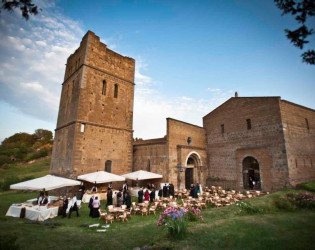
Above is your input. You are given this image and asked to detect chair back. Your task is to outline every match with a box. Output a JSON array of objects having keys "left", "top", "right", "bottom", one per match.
[{"left": 121, "top": 205, "right": 127, "bottom": 210}]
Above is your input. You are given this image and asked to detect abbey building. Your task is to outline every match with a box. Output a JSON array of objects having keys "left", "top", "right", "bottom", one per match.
[{"left": 50, "top": 31, "right": 315, "bottom": 191}]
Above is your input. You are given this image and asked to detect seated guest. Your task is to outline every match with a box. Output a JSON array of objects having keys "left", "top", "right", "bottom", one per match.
[
  {"left": 91, "top": 196, "right": 100, "bottom": 218},
  {"left": 62, "top": 196, "right": 68, "bottom": 218},
  {"left": 68, "top": 194, "right": 80, "bottom": 218},
  {"left": 138, "top": 187, "right": 144, "bottom": 203},
  {"left": 150, "top": 188, "right": 155, "bottom": 202},
  {"left": 144, "top": 189, "right": 150, "bottom": 201},
  {"left": 88, "top": 195, "right": 94, "bottom": 217},
  {"left": 125, "top": 191, "right": 131, "bottom": 209},
  {"left": 107, "top": 189, "right": 113, "bottom": 206}
]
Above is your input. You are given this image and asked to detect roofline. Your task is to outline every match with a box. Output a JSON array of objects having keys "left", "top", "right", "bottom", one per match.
[
  {"left": 281, "top": 100, "right": 315, "bottom": 112},
  {"left": 133, "top": 137, "right": 167, "bottom": 146},
  {"left": 166, "top": 118, "right": 204, "bottom": 129},
  {"left": 202, "top": 96, "right": 281, "bottom": 119}
]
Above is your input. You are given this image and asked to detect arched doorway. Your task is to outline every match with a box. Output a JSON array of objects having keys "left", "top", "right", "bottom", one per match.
[
  {"left": 243, "top": 156, "right": 261, "bottom": 190},
  {"left": 105, "top": 160, "right": 112, "bottom": 173},
  {"left": 185, "top": 153, "right": 201, "bottom": 189}
]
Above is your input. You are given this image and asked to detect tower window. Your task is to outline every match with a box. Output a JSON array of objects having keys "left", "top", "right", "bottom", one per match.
[
  {"left": 221, "top": 124, "right": 224, "bottom": 134},
  {"left": 114, "top": 84, "right": 118, "bottom": 98},
  {"left": 102, "top": 80, "right": 106, "bottom": 95},
  {"left": 247, "top": 119, "right": 252, "bottom": 130},
  {"left": 305, "top": 118, "right": 309, "bottom": 130},
  {"left": 80, "top": 123, "right": 85, "bottom": 133}
]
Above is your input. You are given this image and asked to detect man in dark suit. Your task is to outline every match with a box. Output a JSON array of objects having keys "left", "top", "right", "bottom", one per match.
[
  {"left": 169, "top": 183, "right": 175, "bottom": 197},
  {"left": 107, "top": 189, "right": 113, "bottom": 206},
  {"left": 163, "top": 184, "right": 167, "bottom": 197},
  {"left": 88, "top": 195, "right": 94, "bottom": 217},
  {"left": 138, "top": 187, "right": 143, "bottom": 203},
  {"left": 62, "top": 196, "right": 68, "bottom": 218}
]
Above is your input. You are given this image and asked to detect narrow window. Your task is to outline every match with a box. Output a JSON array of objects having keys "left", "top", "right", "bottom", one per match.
[
  {"left": 247, "top": 119, "right": 252, "bottom": 130},
  {"left": 147, "top": 159, "right": 151, "bottom": 172},
  {"left": 305, "top": 118, "right": 309, "bottom": 130},
  {"left": 221, "top": 124, "right": 224, "bottom": 134},
  {"left": 105, "top": 160, "right": 112, "bottom": 173},
  {"left": 102, "top": 80, "right": 106, "bottom": 95},
  {"left": 114, "top": 84, "right": 118, "bottom": 98},
  {"left": 295, "top": 159, "right": 298, "bottom": 168},
  {"left": 80, "top": 123, "right": 85, "bottom": 133}
]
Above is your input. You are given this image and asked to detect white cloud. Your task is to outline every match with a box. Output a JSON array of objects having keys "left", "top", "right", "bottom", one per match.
[{"left": 0, "top": 2, "right": 84, "bottom": 123}]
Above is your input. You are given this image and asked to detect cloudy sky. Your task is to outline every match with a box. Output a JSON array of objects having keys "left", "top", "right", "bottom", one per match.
[{"left": 0, "top": 0, "right": 314, "bottom": 142}]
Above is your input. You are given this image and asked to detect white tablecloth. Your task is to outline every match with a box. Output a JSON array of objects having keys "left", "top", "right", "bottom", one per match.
[
  {"left": 82, "top": 193, "right": 107, "bottom": 203},
  {"left": 6, "top": 204, "right": 59, "bottom": 221}
]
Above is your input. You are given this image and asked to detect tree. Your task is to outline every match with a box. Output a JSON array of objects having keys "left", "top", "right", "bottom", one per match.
[
  {"left": 274, "top": 0, "right": 315, "bottom": 65},
  {"left": 0, "top": 0, "right": 39, "bottom": 20},
  {"left": 34, "top": 129, "right": 53, "bottom": 144}
]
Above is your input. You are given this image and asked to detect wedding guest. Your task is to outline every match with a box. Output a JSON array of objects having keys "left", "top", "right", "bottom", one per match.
[
  {"left": 91, "top": 196, "right": 100, "bottom": 218},
  {"left": 68, "top": 194, "right": 80, "bottom": 218},
  {"left": 107, "top": 189, "right": 113, "bottom": 206},
  {"left": 88, "top": 195, "right": 94, "bottom": 217},
  {"left": 138, "top": 187, "right": 144, "bottom": 203},
  {"left": 144, "top": 189, "right": 150, "bottom": 201},
  {"left": 62, "top": 196, "right": 68, "bottom": 218},
  {"left": 150, "top": 188, "right": 155, "bottom": 202},
  {"left": 125, "top": 191, "right": 131, "bottom": 209}
]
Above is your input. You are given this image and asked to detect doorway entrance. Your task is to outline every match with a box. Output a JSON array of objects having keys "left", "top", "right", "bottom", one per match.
[
  {"left": 185, "top": 168, "right": 193, "bottom": 189},
  {"left": 242, "top": 156, "right": 261, "bottom": 190}
]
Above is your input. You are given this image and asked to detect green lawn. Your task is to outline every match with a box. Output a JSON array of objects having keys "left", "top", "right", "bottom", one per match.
[{"left": 0, "top": 160, "right": 314, "bottom": 249}]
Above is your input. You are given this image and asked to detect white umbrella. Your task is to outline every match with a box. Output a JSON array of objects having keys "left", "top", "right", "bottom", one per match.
[
  {"left": 10, "top": 175, "right": 81, "bottom": 191},
  {"left": 77, "top": 171, "right": 125, "bottom": 184},
  {"left": 122, "top": 170, "right": 163, "bottom": 181}
]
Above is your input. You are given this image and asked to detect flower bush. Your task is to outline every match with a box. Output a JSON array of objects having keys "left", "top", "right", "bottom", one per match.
[
  {"left": 157, "top": 207, "right": 188, "bottom": 239},
  {"left": 287, "top": 192, "right": 315, "bottom": 209},
  {"left": 186, "top": 207, "right": 204, "bottom": 221}
]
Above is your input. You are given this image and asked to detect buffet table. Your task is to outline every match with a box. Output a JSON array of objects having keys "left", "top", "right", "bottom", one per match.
[
  {"left": 6, "top": 204, "right": 59, "bottom": 221},
  {"left": 82, "top": 192, "right": 107, "bottom": 203}
]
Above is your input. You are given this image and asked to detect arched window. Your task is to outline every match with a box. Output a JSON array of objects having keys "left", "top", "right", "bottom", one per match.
[
  {"left": 105, "top": 160, "right": 112, "bottom": 173},
  {"left": 102, "top": 80, "right": 106, "bottom": 95},
  {"left": 114, "top": 84, "right": 118, "bottom": 98}
]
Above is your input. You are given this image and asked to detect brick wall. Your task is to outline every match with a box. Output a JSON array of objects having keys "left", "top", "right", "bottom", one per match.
[
  {"left": 203, "top": 97, "right": 289, "bottom": 191},
  {"left": 280, "top": 100, "right": 315, "bottom": 185}
]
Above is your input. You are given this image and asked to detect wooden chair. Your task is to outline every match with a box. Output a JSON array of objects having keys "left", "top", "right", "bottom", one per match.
[
  {"left": 149, "top": 205, "right": 157, "bottom": 215},
  {"left": 121, "top": 205, "right": 127, "bottom": 210},
  {"left": 105, "top": 214, "right": 114, "bottom": 224},
  {"left": 141, "top": 207, "right": 148, "bottom": 216},
  {"left": 99, "top": 209, "right": 107, "bottom": 221},
  {"left": 132, "top": 202, "right": 140, "bottom": 215},
  {"left": 117, "top": 211, "right": 128, "bottom": 222},
  {"left": 126, "top": 208, "right": 132, "bottom": 218}
]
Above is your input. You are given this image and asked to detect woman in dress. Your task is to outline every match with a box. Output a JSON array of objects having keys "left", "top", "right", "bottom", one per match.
[
  {"left": 144, "top": 189, "right": 150, "bottom": 202},
  {"left": 91, "top": 196, "right": 100, "bottom": 218}
]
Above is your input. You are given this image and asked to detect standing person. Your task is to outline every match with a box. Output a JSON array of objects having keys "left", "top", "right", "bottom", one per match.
[
  {"left": 158, "top": 188, "right": 163, "bottom": 199},
  {"left": 249, "top": 176, "right": 254, "bottom": 190},
  {"left": 108, "top": 182, "right": 113, "bottom": 190},
  {"left": 138, "top": 187, "right": 143, "bottom": 203},
  {"left": 169, "top": 183, "right": 175, "bottom": 197},
  {"left": 196, "top": 183, "right": 200, "bottom": 196},
  {"left": 193, "top": 184, "right": 198, "bottom": 198},
  {"left": 42, "top": 193, "right": 50, "bottom": 205},
  {"left": 166, "top": 184, "right": 170, "bottom": 197},
  {"left": 117, "top": 190, "right": 123, "bottom": 207},
  {"left": 150, "top": 188, "right": 155, "bottom": 202},
  {"left": 68, "top": 194, "right": 80, "bottom": 218},
  {"left": 163, "top": 184, "right": 167, "bottom": 197},
  {"left": 123, "top": 181, "right": 128, "bottom": 191},
  {"left": 88, "top": 195, "right": 94, "bottom": 217},
  {"left": 62, "top": 196, "right": 68, "bottom": 218},
  {"left": 125, "top": 191, "right": 131, "bottom": 209},
  {"left": 144, "top": 189, "right": 150, "bottom": 202},
  {"left": 37, "top": 192, "right": 44, "bottom": 206},
  {"left": 107, "top": 189, "right": 113, "bottom": 206},
  {"left": 91, "top": 196, "right": 100, "bottom": 218},
  {"left": 190, "top": 184, "right": 195, "bottom": 197},
  {"left": 92, "top": 182, "right": 97, "bottom": 192}
]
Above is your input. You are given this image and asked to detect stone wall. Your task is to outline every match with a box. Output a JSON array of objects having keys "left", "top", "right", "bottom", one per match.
[
  {"left": 280, "top": 100, "right": 315, "bottom": 185},
  {"left": 51, "top": 31, "right": 135, "bottom": 178},
  {"left": 203, "top": 97, "right": 289, "bottom": 191},
  {"left": 167, "top": 118, "right": 207, "bottom": 190},
  {"left": 133, "top": 138, "right": 168, "bottom": 177}
]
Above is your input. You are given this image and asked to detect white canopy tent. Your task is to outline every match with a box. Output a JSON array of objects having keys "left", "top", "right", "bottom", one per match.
[
  {"left": 77, "top": 171, "right": 125, "bottom": 184},
  {"left": 122, "top": 170, "right": 163, "bottom": 181},
  {"left": 10, "top": 175, "right": 81, "bottom": 191}
]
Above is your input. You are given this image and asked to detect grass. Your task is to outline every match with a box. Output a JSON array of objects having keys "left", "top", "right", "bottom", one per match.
[{"left": 0, "top": 160, "right": 314, "bottom": 249}]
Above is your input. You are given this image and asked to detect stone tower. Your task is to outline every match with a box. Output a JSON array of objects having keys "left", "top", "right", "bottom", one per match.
[{"left": 50, "top": 31, "right": 135, "bottom": 178}]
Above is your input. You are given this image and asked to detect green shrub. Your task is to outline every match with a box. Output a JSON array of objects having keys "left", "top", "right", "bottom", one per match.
[
  {"left": 236, "top": 201, "right": 264, "bottom": 215},
  {"left": 274, "top": 197, "right": 295, "bottom": 211},
  {"left": 0, "top": 155, "right": 11, "bottom": 166},
  {"left": 297, "top": 182, "right": 315, "bottom": 192},
  {"left": 26, "top": 148, "right": 49, "bottom": 161},
  {"left": 287, "top": 192, "right": 315, "bottom": 210}
]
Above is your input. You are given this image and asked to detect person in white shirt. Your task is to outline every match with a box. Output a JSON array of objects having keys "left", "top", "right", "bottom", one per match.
[{"left": 68, "top": 195, "right": 79, "bottom": 218}]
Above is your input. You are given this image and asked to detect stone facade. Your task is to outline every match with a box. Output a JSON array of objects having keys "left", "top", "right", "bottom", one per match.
[
  {"left": 51, "top": 31, "right": 315, "bottom": 191},
  {"left": 133, "top": 118, "right": 207, "bottom": 190},
  {"left": 203, "top": 97, "right": 315, "bottom": 191},
  {"left": 50, "top": 31, "right": 135, "bottom": 178}
]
